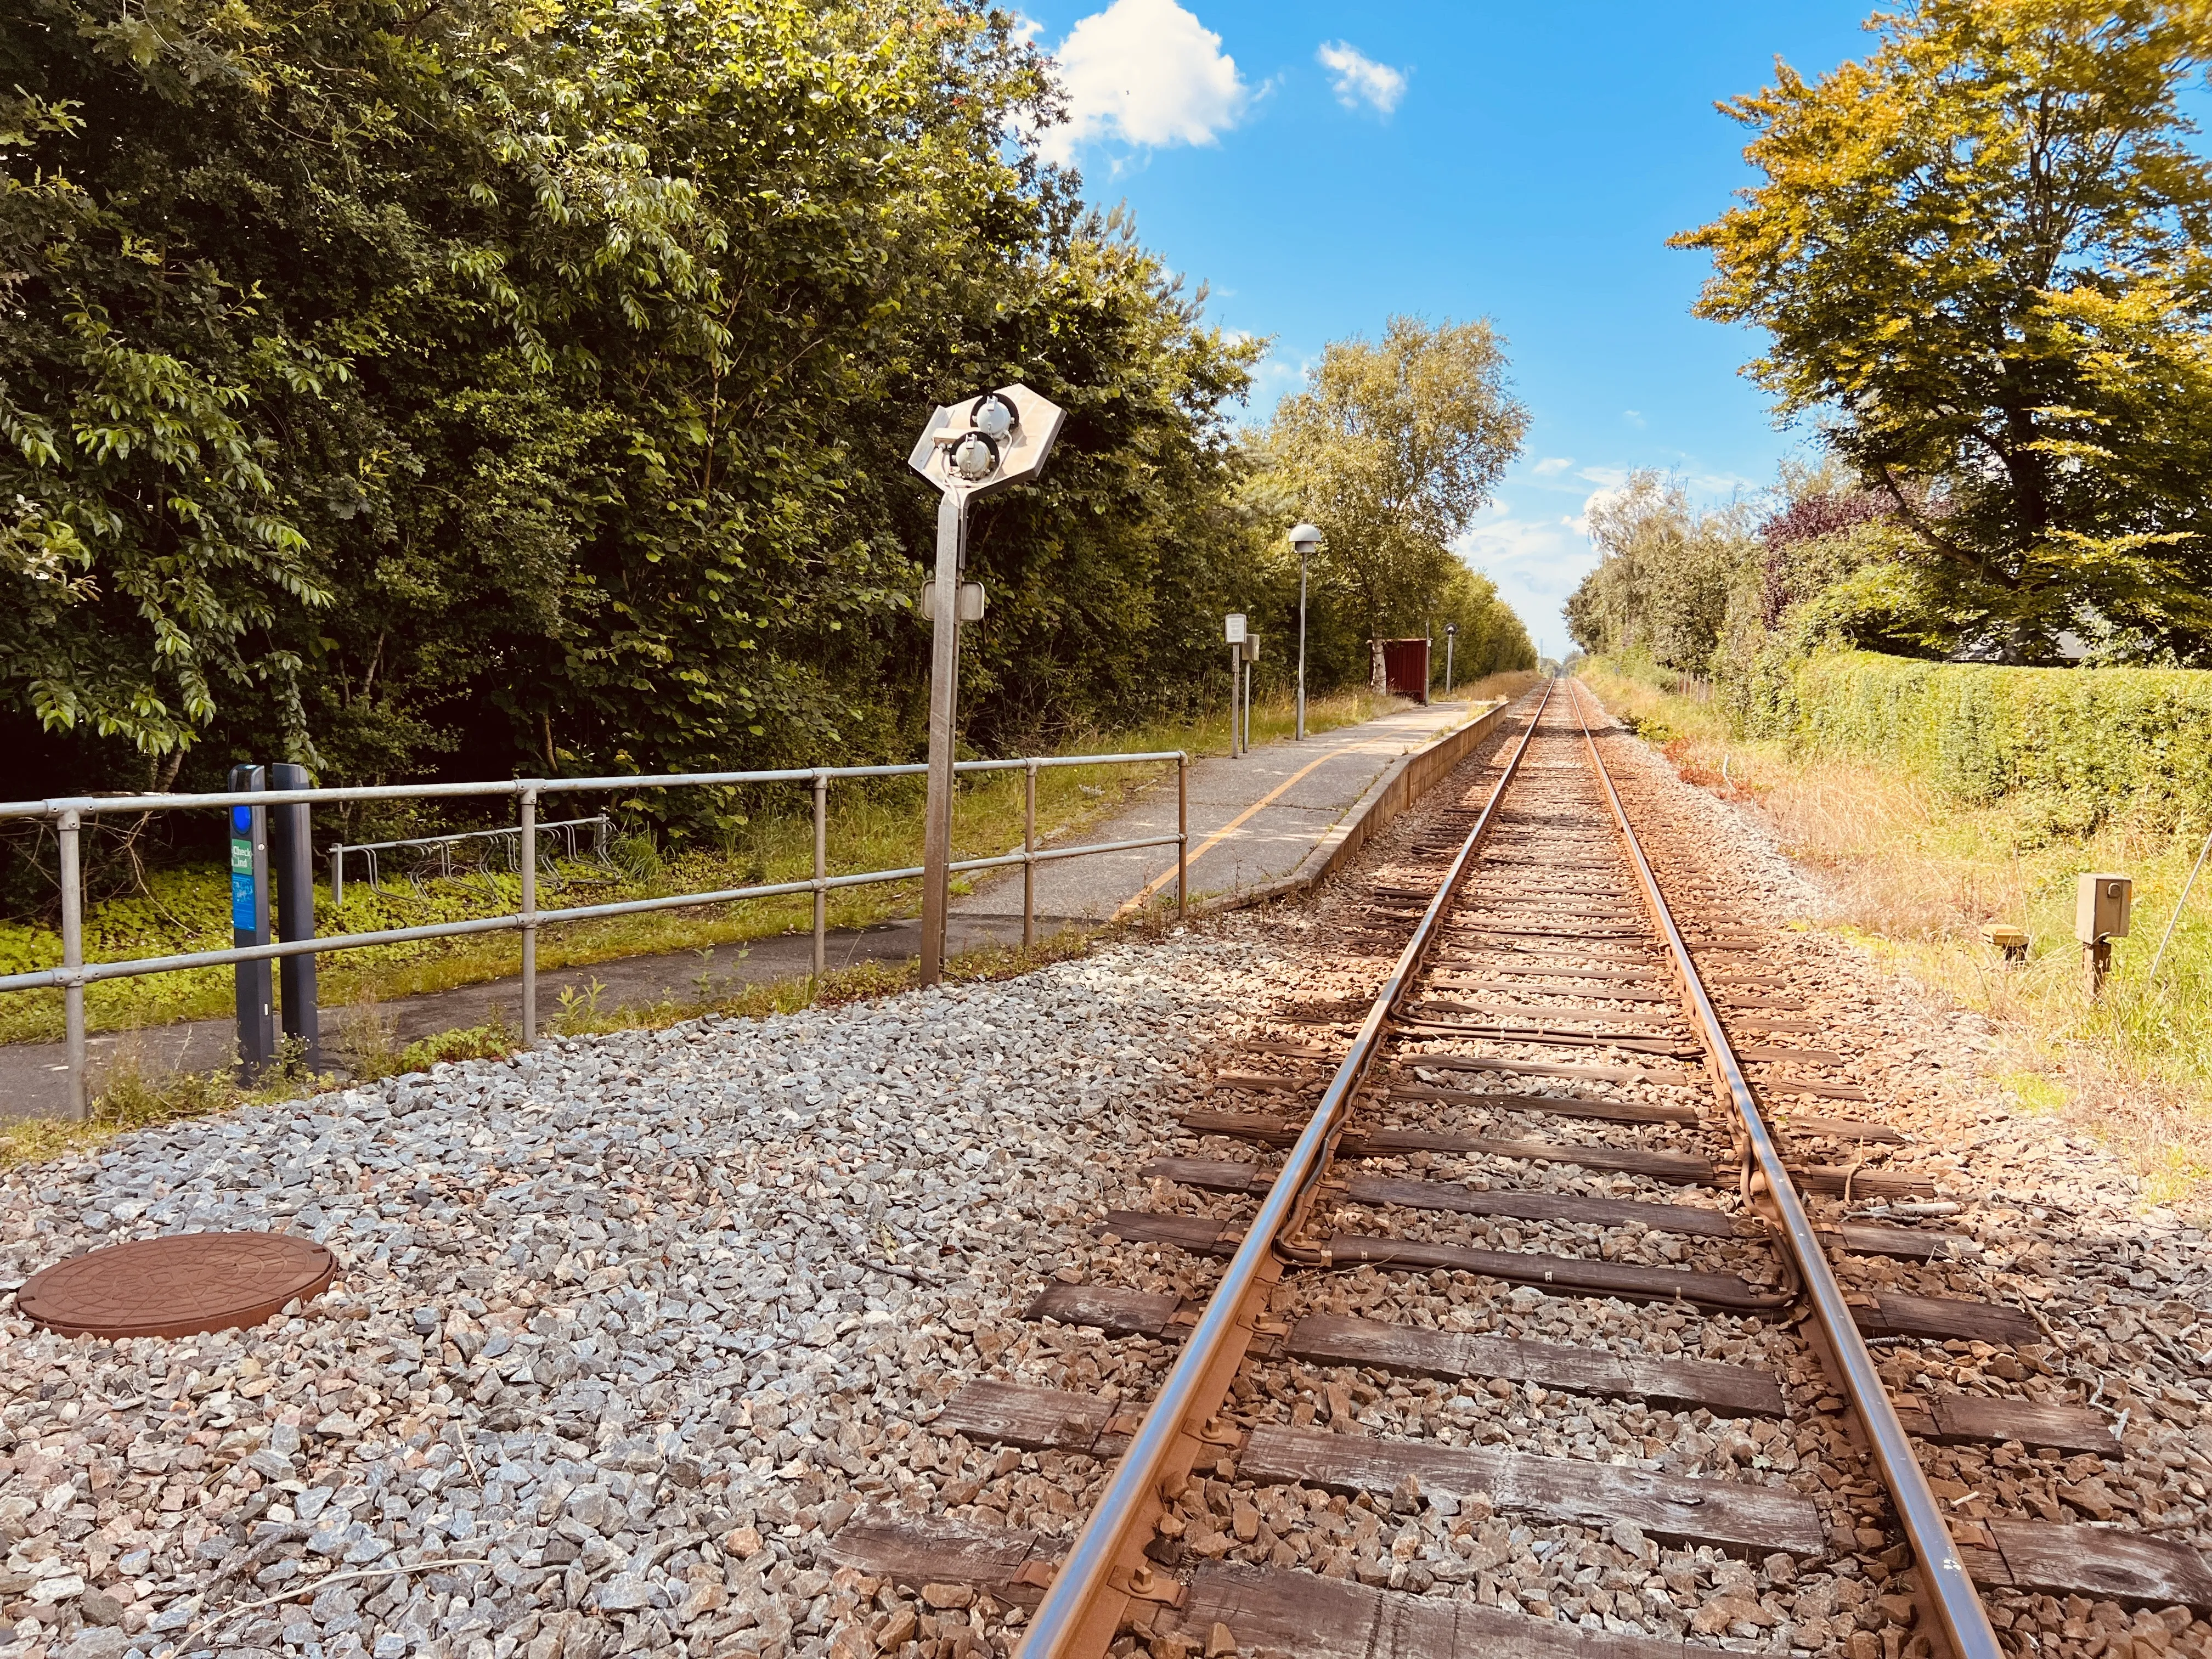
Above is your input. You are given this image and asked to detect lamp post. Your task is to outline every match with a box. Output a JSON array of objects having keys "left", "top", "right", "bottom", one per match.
[
  {"left": 1289, "top": 522, "right": 1321, "bottom": 740},
  {"left": 909, "top": 384, "right": 1066, "bottom": 985},
  {"left": 1444, "top": 623, "right": 1457, "bottom": 695}
]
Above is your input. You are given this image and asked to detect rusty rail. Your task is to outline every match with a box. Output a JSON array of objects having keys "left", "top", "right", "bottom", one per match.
[
  {"left": 1012, "top": 678, "right": 1556, "bottom": 1657},
  {"left": 1567, "top": 678, "right": 2000, "bottom": 1659}
]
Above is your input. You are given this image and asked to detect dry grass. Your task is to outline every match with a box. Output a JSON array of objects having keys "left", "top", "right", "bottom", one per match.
[{"left": 1583, "top": 661, "right": 2212, "bottom": 1212}]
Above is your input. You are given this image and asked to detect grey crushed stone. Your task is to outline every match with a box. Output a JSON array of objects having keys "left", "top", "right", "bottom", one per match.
[{"left": 0, "top": 936, "right": 1288, "bottom": 1659}]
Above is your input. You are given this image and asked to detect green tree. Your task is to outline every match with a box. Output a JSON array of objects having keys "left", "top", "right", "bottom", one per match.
[
  {"left": 1677, "top": 0, "right": 2212, "bottom": 663},
  {"left": 1430, "top": 562, "right": 1537, "bottom": 686},
  {"left": 1, "top": 0, "right": 1280, "bottom": 825},
  {"left": 1565, "top": 472, "right": 1759, "bottom": 670},
  {"left": 1256, "top": 316, "right": 1528, "bottom": 647}
]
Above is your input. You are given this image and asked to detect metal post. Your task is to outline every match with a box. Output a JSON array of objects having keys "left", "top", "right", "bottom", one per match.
[
  {"left": 1023, "top": 760, "right": 1037, "bottom": 949},
  {"left": 2148, "top": 824, "right": 2212, "bottom": 986},
  {"left": 1296, "top": 554, "right": 1308, "bottom": 741},
  {"left": 268, "top": 762, "right": 320, "bottom": 1069},
  {"left": 921, "top": 487, "right": 966, "bottom": 985},
  {"left": 1445, "top": 627, "right": 1455, "bottom": 695},
  {"left": 520, "top": 787, "right": 538, "bottom": 1043},
  {"left": 228, "top": 765, "right": 275, "bottom": 1081},
  {"left": 1176, "top": 754, "right": 1188, "bottom": 918},
  {"left": 812, "top": 770, "right": 828, "bottom": 979},
  {"left": 1229, "top": 644, "right": 1242, "bottom": 758},
  {"left": 330, "top": 844, "right": 344, "bottom": 912},
  {"left": 1243, "top": 654, "right": 1253, "bottom": 752},
  {"left": 58, "top": 809, "right": 85, "bottom": 1122}
]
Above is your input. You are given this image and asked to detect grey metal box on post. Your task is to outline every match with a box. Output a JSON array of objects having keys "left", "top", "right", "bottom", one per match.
[{"left": 2075, "top": 871, "right": 2131, "bottom": 997}]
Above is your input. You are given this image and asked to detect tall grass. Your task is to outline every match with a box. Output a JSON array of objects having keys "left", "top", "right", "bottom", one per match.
[
  {"left": 0, "top": 687, "right": 1408, "bottom": 1046},
  {"left": 1582, "top": 660, "right": 2212, "bottom": 1209}
]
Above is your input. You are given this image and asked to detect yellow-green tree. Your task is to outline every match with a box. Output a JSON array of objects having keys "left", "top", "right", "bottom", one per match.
[
  {"left": 1677, "top": 0, "right": 2212, "bottom": 663},
  {"left": 1257, "top": 317, "right": 1528, "bottom": 645}
]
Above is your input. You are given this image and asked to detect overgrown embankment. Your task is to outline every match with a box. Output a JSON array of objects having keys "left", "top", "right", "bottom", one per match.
[{"left": 1584, "top": 653, "right": 2212, "bottom": 1209}]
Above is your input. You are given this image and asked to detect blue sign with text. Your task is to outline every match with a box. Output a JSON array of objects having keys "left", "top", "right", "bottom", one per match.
[{"left": 230, "top": 825, "right": 256, "bottom": 932}]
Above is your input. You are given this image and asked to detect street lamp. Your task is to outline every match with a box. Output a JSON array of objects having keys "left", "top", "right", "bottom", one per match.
[
  {"left": 909, "top": 385, "right": 1066, "bottom": 985},
  {"left": 1288, "top": 522, "right": 1322, "bottom": 740},
  {"left": 1444, "top": 622, "right": 1457, "bottom": 695}
]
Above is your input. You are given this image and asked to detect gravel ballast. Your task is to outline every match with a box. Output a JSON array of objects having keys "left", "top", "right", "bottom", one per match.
[{"left": 0, "top": 941, "right": 1295, "bottom": 1659}]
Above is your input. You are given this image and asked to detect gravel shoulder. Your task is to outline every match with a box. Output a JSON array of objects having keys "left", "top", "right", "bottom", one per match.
[{"left": 0, "top": 931, "right": 1296, "bottom": 1659}]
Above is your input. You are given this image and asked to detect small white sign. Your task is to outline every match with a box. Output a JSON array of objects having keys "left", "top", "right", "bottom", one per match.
[{"left": 1224, "top": 613, "right": 1247, "bottom": 644}]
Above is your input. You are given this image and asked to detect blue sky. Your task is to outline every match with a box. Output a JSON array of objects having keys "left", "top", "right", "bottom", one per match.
[{"left": 1020, "top": 0, "right": 1881, "bottom": 657}]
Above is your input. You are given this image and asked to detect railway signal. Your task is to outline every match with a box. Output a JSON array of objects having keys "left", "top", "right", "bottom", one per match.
[{"left": 909, "top": 386, "right": 1066, "bottom": 985}]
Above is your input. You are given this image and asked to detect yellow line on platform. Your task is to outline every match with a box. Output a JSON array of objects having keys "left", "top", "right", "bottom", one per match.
[{"left": 1113, "top": 737, "right": 1398, "bottom": 921}]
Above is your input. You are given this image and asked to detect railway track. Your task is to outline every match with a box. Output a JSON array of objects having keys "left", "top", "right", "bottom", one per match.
[{"left": 820, "top": 681, "right": 2212, "bottom": 1659}]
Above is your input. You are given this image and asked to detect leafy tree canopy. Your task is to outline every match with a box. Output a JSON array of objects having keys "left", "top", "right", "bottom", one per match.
[
  {"left": 1, "top": 0, "right": 1535, "bottom": 826},
  {"left": 1253, "top": 316, "right": 1528, "bottom": 650},
  {"left": 1677, "top": 0, "right": 2212, "bottom": 664}
]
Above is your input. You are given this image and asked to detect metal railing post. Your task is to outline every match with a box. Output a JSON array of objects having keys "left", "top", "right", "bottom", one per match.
[
  {"left": 330, "top": 845, "right": 344, "bottom": 911},
  {"left": 520, "top": 786, "right": 538, "bottom": 1043},
  {"left": 1176, "top": 753, "right": 1188, "bottom": 918},
  {"left": 58, "top": 809, "right": 86, "bottom": 1121},
  {"left": 812, "top": 770, "right": 828, "bottom": 979},
  {"left": 1023, "top": 760, "right": 1038, "bottom": 948}
]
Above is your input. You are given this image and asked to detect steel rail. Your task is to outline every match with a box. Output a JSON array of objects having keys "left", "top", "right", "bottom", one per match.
[
  {"left": 1014, "top": 677, "right": 1556, "bottom": 1659},
  {"left": 1567, "top": 678, "right": 2001, "bottom": 1659}
]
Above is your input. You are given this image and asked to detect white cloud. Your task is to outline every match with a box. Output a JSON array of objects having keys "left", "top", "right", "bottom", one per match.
[
  {"left": 1622, "top": 409, "right": 1647, "bottom": 429},
  {"left": 1041, "top": 0, "right": 1249, "bottom": 165},
  {"left": 1316, "top": 41, "right": 1407, "bottom": 115},
  {"left": 1531, "top": 456, "right": 1573, "bottom": 477},
  {"left": 1455, "top": 503, "right": 1595, "bottom": 653},
  {"left": 1570, "top": 483, "right": 1627, "bottom": 538}
]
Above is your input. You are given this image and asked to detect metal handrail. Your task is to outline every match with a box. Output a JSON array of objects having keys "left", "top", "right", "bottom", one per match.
[
  {"left": 1567, "top": 679, "right": 2000, "bottom": 1659},
  {"left": 0, "top": 751, "right": 1188, "bottom": 820},
  {"left": 19, "top": 751, "right": 1191, "bottom": 1120},
  {"left": 0, "top": 830, "right": 1193, "bottom": 995},
  {"left": 1013, "top": 681, "right": 1554, "bottom": 1657}
]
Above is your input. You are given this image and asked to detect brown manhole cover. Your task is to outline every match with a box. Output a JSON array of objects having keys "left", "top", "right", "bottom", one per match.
[{"left": 16, "top": 1232, "right": 337, "bottom": 1340}]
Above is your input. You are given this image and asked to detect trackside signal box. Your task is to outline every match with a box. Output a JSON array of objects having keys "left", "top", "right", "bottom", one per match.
[{"left": 2075, "top": 873, "right": 2132, "bottom": 944}]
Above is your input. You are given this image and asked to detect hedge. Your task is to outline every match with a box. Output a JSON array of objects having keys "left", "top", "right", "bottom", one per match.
[{"left": 1736, "top": 651, "right": 2212, "bottom": 818}]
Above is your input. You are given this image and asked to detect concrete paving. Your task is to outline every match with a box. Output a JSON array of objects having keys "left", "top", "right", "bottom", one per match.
[
  {"left": 1, "top": 699, "right": 1478, "bottom": 1120},
  {"left": 954, "top": 698, "right": 1482, "bottom": 921}
]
